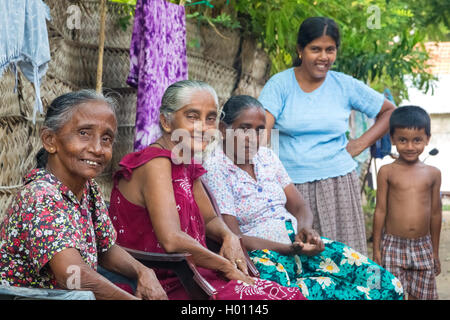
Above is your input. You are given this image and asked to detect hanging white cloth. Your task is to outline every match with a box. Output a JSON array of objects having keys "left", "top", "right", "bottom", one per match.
[{"left": 0, "top": 0, "right": 51, "bottom": 122}]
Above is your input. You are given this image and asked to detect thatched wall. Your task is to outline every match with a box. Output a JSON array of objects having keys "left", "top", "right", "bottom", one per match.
[{"left": 0, "top": 0, "right": 271, "bottom": 220}]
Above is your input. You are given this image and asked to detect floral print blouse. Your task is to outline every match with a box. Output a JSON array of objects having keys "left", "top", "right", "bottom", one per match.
[
  {"left": 0, "top": 169, "right": 116, "bottom": 288},
  {"left": 203, "top": 146, "right": 297, "bottom": 245}
]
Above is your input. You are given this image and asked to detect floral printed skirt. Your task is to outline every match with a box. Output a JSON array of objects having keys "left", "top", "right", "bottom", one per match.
[{"left": 248, "top": 222, "right": 404, "bottom": 300}]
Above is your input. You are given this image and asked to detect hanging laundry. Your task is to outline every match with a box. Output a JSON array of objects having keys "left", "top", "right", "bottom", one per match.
[
  {"left": 0, "top": 0, "right": 51, "bottom": 122},
  {"left": 127, "top": 0, "right": 188, "bottom": 151},
  {"left": 349, "top": 110, "right": 373, "bottom": 176},
  {"left": 370, "top": 88, "right": 396, "bottom": 159}
]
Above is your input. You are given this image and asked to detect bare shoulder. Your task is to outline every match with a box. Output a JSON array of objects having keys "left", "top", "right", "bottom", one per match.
[
  {"left": 378, "top": 163, "right": 393, "bottom": 172},
  {"left": 377, "top": 163, "right": 393, "bottom": 178},
  {"left": 142, "top": 155, "right": 172, "bottom": 170},
  {"left": 139, "top": 156, "right": 173, "bottom": 183},
  {"left": 425, "top": 164, "right": 441, "bottom": 174},
  {"left": 424, "top": 164, "right": 441, "bottom": 181}
]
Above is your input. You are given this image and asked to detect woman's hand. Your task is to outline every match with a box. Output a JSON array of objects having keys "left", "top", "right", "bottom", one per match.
[
  {"left": 221, "top": 261, "right": 255, "bottom": 285},
  {"left": 296, "top": 227, "right": 321, "bottom": 244},
  {"left": 219, "top": 234, "right": 249, "bottom": 276},
  {"left": 294, "top": 228, "right": 325, "bottom": 256},
  {"left": 292, "top": 240, "right": 324, "bottom": 256},
  {"left": 346, "top": 138, "right": 365, "bottom": 158},
  {"left": 135, "top": 267, "right": 168, "bottom": 300},
  {"left": 346, "top": 99, "right": 395, "bottom": 158}
]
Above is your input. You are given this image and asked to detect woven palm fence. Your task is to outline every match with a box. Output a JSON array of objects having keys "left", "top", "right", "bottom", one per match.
[{"left": 0, "top": 0, "right": 271, "bottom": 221}]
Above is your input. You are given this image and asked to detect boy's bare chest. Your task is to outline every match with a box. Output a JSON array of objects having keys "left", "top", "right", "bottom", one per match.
[{"left": 387, "top": 168, "right": 433, "bottom": 192}]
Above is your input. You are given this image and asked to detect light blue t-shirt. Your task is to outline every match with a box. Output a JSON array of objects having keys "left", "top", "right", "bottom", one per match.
[{"left": 258, "top": 68, "right": 384, "bottom": 183}]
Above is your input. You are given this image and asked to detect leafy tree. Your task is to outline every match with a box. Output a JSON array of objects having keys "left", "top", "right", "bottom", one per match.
[
  {"left": 405, "top": 0, "right": 450, "bottom": 41},
  {"left": 183, "top": 0, "right": 446, "bottom": 102},
  {"left": 110, "top": 0, "right": 447, "bottom": 102}
]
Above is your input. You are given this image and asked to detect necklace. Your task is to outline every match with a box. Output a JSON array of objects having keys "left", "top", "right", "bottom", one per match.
[{"left": 151, "top": 142, "right": 166, "bottom": 149}]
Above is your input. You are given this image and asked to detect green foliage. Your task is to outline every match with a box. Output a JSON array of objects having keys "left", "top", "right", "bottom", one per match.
[
  {"left": 109, "top": 0, "right": 136, "bottom": 5},
  {"left": 405, "top": 0, "right": 450, "bottom": 41},
  {"left": 108, "top": 0, "right": 136, "bottom": 31},
  {"left": 109, "top": 0, "right": 447, "bottom": 102},
  {"left": 186, "top": 12, "right": 241, "bottom": 29},
  {"left": 331, "top": 0, "right": 438, "bottom": 101},
  {"left": 181, "top": 0, "right": 444, "bottom": 101},
  {"left": 362, "top": 186, "right": 377, "bottom": 215},
  {"left": 362, "top": 185, "right": 377, "bottom": 242}
]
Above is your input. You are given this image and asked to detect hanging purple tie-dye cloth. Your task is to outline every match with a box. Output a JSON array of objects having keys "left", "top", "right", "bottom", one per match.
[{"left": 127, "top": 0, "right": 188, "bottom": 151}]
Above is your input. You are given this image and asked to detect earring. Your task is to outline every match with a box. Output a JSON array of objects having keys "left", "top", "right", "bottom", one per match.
[{"left": 48, "top": 147, "right": 55, "bottom": 153}]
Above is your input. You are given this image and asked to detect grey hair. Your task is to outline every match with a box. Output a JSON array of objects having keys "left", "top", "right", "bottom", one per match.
[
  {"left": 36, "top": 89, "right": 118, "bottom": 168},
  {"left": 43, "top": 89, "right": 117, "bottom": 132},
  {"left": 160, "top": 80, "right": 219, "bottom": 124}
]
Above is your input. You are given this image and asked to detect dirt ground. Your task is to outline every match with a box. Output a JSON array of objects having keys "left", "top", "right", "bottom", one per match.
[{"left": 436, "top": 211, "right": 450, "bottom": 300}]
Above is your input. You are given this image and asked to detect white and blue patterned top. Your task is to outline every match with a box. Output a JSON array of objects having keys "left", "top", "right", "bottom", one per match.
[
  {"left": 203, "top": 146, "right": 297, "bottom": 245},
  {"left": 258, "top": 68, "right": 385, "bottom": 184}
]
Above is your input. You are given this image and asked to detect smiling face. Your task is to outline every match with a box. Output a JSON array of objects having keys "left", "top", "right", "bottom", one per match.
[
  {"left": 43, "top": 101, "right": 117, "bottom": 192},
  {"left": 391, "top": 127, "right": 430, "bottom": 164},
  {"left": 161, "top": 90, "right": 218, "bottom": 155},
  {"left": 298, "top": 35, "right": 337, "bottom": 81}
]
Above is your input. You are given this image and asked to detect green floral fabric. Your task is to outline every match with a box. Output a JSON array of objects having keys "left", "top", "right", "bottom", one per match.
[{"left": 248, "top": 222, "right": 404, "bottom": 300}]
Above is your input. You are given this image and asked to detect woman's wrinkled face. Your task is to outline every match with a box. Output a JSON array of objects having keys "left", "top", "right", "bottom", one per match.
[
  {"left": 227, "top": 107, "right": 266, "bottom": 165},
  {"left": 298, "top": 35, "right": 337, "bottom": 80},
  {"left": 46, "top": 101, "right": 117, "bottom": 185},
  {"left": 164, "top": 90, "right": 218, "bottom": 155}
]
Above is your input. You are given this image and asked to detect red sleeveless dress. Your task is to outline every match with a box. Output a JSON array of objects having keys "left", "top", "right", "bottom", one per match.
[{"left": 109, "top": 146, "right": 305, "bottom": 300}]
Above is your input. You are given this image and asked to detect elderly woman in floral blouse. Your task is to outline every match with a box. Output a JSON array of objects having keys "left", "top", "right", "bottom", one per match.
[
  {"left": 202, "top": 95, "right": 404, "bottom": 300},
  {"left": 0, "top": 90, "right": 167, "bottom": 300}
]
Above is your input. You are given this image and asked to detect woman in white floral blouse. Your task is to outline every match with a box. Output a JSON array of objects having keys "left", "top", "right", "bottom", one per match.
[{"left": 202, "top": 95, "right": 403, "bottom": 300}]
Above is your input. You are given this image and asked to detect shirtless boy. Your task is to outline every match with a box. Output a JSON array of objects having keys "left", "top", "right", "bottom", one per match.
[{"left": 373, "top": 105, "right": 442, "bottom": 300}]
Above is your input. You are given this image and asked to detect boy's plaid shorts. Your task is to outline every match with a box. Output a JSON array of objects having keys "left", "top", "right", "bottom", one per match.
[{"left": 381, "top": 233, "right": 438, "bottom": 300}]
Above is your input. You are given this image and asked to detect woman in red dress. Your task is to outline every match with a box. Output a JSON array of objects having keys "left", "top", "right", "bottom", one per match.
[{"left": 109, "top": 80, "right": 305, "bottom": 300}]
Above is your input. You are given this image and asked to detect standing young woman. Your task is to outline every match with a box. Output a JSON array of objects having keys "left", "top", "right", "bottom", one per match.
[{"left": 259, "top": 17, "right": 395, "bottom": 254}]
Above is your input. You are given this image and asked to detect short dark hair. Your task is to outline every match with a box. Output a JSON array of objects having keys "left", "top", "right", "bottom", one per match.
[
  {"left": 293, "top": 17, "right": 341, "bottom": 67},
  {"left": 389, "top": 105, "right": 431, "bottom": 137},
  {"left": 221, "top": 95, "right": 264, "bottom": 126}
]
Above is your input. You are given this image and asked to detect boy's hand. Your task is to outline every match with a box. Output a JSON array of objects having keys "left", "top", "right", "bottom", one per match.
[
  {"left": 434, "top": 256, "right": 441, "bottom": 276},
  {"left": 373, "top": 250, "right": 382, "bottom": 266}
]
